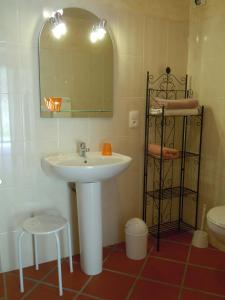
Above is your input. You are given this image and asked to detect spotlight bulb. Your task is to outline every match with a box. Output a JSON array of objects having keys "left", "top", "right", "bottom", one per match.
[
  {"left": 52, "top": 22, "right": 67, "bottom": 39},
  {"left": 97, "top": 27, "right": 106, "bottom": 40},
  {"left": 90, "top": 30, "right": 98, "bottom": 43},
  {"left": 58, "top": 22, "right": 67, "bottom": 35}
]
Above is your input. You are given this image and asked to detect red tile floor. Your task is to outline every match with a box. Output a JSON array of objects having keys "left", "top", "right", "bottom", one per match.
[{"left": 1, "top": 232, "right": 225, "bottom": 300}]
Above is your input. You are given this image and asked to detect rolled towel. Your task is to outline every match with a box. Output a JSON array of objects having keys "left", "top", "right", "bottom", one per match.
[
  {"left": 148, "top": 144, "right": 180, "bottom": 159},
  {"left": 153, "top": 98, "right": 198, "bottom": 109},
  {"left": 150, "top": 107, "right": 200, "bottom": 116}
]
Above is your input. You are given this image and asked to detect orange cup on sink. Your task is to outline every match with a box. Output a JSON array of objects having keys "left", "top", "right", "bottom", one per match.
[{"left": 102, "top": 143, "right": 112, "bottom": 156}]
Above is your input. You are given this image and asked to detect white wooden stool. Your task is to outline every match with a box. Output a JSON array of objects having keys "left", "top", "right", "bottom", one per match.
[{"left": 17, "top": 215, "right": 73, "bottom": 296}]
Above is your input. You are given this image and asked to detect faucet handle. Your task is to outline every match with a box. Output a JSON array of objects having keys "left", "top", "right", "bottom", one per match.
[
  {"left": 86, "top": 147, "right": 90, "bottom": 152},
  {"left": 79, "top": 142, "right": 86, "bottom": 149}
]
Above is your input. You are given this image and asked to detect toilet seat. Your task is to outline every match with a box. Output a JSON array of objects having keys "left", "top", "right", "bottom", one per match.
[{"left": 207, "top": 205, "right": 225, "bottom": 228}]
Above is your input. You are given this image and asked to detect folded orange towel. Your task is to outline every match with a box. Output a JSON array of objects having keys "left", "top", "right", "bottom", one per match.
[
  {"left": 148, "top": 144, "right": 180, "bottom": 159},
  {"left": 153, "top": 98, "right": 198, "bottom": 109}
]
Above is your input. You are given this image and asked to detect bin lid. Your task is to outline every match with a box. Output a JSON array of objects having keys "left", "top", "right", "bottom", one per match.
[{"left": 125, "top": 218, "right": 148, "bottom": 235}]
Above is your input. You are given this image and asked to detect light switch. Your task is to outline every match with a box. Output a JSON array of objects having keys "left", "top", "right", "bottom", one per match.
[{"left": 129, "top": 110, "right": 139, "bottom": 128}]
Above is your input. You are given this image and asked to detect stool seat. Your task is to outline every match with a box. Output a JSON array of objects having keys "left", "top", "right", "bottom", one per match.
[{"left": 23, "top": 215, "right": 67, "bottom": 235}]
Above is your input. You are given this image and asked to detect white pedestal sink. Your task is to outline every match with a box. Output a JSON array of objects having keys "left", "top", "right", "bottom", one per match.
[{"left": 41, "top": 152, "right": 132, "bottom": 275}]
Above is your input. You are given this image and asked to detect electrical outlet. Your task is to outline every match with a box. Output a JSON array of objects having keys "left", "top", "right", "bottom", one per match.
[
  {"left": 193, "top": 0, "right": 206, "bottom": 6},
  {"left": 129, "top": 111, "right": 139, "bottom": 128}
]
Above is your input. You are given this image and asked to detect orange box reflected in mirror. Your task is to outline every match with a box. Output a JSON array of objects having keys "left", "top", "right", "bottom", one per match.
[{"left": 44, "top": 97, "right": 62, "bottom": 112}]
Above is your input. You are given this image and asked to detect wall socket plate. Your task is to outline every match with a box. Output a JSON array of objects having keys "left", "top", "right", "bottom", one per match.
[
  {"left": 129, "top": 110, "right": 139, "bottom": 128},
  {"left": 193, "top": 0, "right": 206, "bottom": 6}
]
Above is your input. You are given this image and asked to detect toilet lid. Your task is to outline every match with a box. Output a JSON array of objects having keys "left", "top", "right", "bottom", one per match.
[{"left": 207, "top": 206, "right": 225, "bottom": 228}]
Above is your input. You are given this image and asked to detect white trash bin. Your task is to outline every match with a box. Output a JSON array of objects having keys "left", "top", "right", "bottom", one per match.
[{"left": 125, "top": 218, "right": 148, "bottom": 260}]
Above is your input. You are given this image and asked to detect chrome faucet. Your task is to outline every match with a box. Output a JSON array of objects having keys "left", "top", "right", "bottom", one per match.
[{"left": 78, "top": 142, "right": 89, "bottom": 157}]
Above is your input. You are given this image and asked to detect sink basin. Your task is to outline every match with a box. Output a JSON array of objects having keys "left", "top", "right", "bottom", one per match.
[
  {"left": 41, "top": 152, "right": 132, "bottom": 183},
  {"left": 41, "top": 151, "right": 132, "bottom": 276}
]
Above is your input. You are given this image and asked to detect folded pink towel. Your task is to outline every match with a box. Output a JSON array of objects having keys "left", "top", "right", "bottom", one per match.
[
  {"left": 148, "top": 144, "right": 180, "bottom": 159},
  {"left": 153, "top": 98, "right": 198, "bottom": 109}
]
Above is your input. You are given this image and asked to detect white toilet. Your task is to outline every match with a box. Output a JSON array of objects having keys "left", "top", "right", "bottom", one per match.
[{"left": 207, "top": 205, "right": 225, "bottom": 245}]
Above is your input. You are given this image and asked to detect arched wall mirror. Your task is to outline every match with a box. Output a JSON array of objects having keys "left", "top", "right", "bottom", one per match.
[{"left": 39, "top": 8, "right": 113, "bottom": 117}]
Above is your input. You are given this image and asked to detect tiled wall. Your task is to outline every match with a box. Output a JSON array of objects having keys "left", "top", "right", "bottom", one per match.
[
  {"left": 0, "top": 0, "right": 189, "bottom": 272},
  {"left": 187, "top": 0, "right": 225, "bottom": 250}
]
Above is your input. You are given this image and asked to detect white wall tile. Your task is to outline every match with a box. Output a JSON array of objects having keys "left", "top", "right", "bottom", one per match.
[
  {"left": 0, "top": 0, "right": 189, "bottom": 271},
  {"left": 0, "top": 0, "right": 20, "bottom": 44},
  {"left": 116, "top": 54, "right": 144, "bottom": 98}
]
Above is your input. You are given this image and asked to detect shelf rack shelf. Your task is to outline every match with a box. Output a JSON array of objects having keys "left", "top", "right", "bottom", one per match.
[
  {"left": 149, "top": 221, "right": 194, "bottom": 236},
  {"left": 147, "top": 186, "right": 197, "bottom": 201},
  {"left": 142, "top": 67, "right": 204, "bottom": 251}
]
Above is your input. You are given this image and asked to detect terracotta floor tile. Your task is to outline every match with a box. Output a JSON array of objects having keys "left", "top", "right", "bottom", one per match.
[
  {"left": 130, "top": 279, "right": 179, "bottom": 300},
  {"left": 11, "top": 261, "right": 56, "bottom": 280},
  {"left": 0, "top": 274, "right": 4, "bottom": 297},
  {"left": 84, "top": 270, "right": 134, "bottom": 300},
  {"left": 77, "top": 295, "right": 97, "bottom": 300},
  {"left": 163, "top": 232, "right": 193, "bottom": 244},
  {"left": 114, "top": 242, "right": 126, "bottom": 251},
  {"left": 184, "top": 265, "right": 225, "bottom": 296},
  {"left": 73, "top": 247, "right": 113, "bottom": 264},
  {"left": 45, "top": 261, "right": 89, "bottom": 291},
  {"left": 114, "top": 238, "right": 153, "bottom": 252},
  {"left": 103, "top": 246, "right": 114, "bottom": 259},
  {"left": 73, "top": 254, "right": 80, "bottom": 263},
  {"left": 182, "top": 289, "right": 224, "bottom": 300},
  {"left": 142, "top": 256, "right": 185, "bottom": 284},
  {"left": 6, "top": 274, "right": 34, "bottom": 300},
  {"left": 104, "top": 250, "right": 144, "bottom": 275},
  {"left": 151, "top": 240, "right": 189, "bottom": 262},
  {"left": 189, "top": 247, "right": 225, "bottom": 270},
  {"left": 25, "top": 284, "right": 76, "bottom": 300}
]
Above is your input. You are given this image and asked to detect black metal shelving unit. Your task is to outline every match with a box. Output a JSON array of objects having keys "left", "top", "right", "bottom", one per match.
[{"left": 143, "top": 67, "right": 204, "bottom": 251}]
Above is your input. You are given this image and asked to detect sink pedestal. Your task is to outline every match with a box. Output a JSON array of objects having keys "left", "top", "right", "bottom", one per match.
[{"left": 76, "top": 182, "right": 102, "bottom": 275}]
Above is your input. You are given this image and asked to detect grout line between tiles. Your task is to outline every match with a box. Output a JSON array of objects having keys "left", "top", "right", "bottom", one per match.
[
  {"left": 177, "top": 243, "right": 192, "bottom": 300},
  {"left": 73, "top": 276, "right": 93, "bottom": 300},
  {"left": 150, "top": 255, "right": 187, "bottom": 264},
  {"left": 103, "top": 245, "right": 118, "bottom": 263},
  {"left": 32, "top": 280, "right": 79, "bottom": 293},
  {"left": 75, "top": 292, "right": 106, "bottom": 300},
  {"left": 102, "top": 268, "right": 136, "bottom": 278},
  {"left": 139, "top": 276, "right": 181, "bottom": 289},
  {"left": 20, "top": 264, "right": 58, "bottom": 300},
  {"left": 125, "top": 245, "right": 154, "bottom": 300},
  {"left": 183, "top": 287, "right": 225, "bottom": 299},
  {"left": 188, "top": 262, "right": 225, "bottom": 273}
]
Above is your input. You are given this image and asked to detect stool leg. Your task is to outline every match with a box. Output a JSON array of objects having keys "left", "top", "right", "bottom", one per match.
[
  {"left": 54, "top": 232, "right": 63, "bottom": 296},
  {"left": 66, "top": 223, "right": 73, "bottom": 273},
  {"left": 34, "top": 235, "right": 39, "bottom": 270},
  {"left": 17, "top": 231, "right": 25, "bottom": 293}
]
